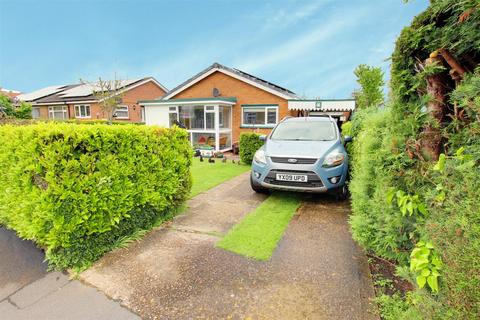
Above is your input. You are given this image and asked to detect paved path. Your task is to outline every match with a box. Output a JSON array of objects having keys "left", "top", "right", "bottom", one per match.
[
  {"left": 82, "top": 173, "right": 377, "bottom": 319},
  {"left": 0, "top": 228, "right": 139, "bottom": 320}
]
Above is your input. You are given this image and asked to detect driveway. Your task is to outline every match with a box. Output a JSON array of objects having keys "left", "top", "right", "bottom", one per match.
[
  {"left": 81, "top": 172, "right": 377, "bottom": 319},
  {"left": 0, "top": 228, "right": 139, "bottom": 320}
]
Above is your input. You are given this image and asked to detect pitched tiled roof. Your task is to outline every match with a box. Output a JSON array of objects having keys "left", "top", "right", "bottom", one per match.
[
  {"left": 162, "top": 62, "right": 298, "bottom": 100},
  {"left": 20, "top": 77, "right": 167, "bottom": 105}
]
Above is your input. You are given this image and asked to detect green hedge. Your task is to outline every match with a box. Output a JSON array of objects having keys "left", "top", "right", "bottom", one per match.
[
  {"left": 348, "top": 48, "right": 480, "bottom": 320},
  {"left": 0, "top": 123, "right": 192, "bottom": 270},
  {"left": 239, "top": 133, "right": 264, "bottom": 164}
]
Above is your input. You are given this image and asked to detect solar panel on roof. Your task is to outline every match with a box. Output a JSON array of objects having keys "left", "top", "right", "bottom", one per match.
[
  {"left": 58, "top": 79, "right": 140, "bottom": 98},
  {"left": 17, "top": 85, "right": 67, "bottom": 101}
]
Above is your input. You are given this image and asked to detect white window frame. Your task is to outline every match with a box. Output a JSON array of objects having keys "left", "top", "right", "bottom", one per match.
[
  {"left": 74, "top": 104, "right": 91, "bottom": 119},
  {"left": 31, "top": 107, "right": 41, "bottom": 119},
  {"left": 48, "top": 106, "right": 67, "bottom": 120},
  {"left": 241, "top": 105, "right": 278, "bottom": 127},
  {"left": 114, "top": 105, "right": 129, "bottom": 119},
  {"left": 204, "top": 105, "right": 215, "bottom": 130},
  {"left": 168, "top": 106, "right": 179, "bottom": 127}
]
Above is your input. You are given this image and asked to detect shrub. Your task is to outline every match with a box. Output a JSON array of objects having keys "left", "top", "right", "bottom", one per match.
[
  {"left": 340, "top": 121, "right": 352, "bottom": 136},
  {"left": 0, "top": 123, "right": 192, "bottom": 270},
  {"left": 239, "top": 133, "right": 264, "bottom": 164},
  {"left": 0, "top": 94, "right": 32, "bottom": 119},
  {"left": 349, "top": 9, "right": 480, "bottom": 317}
]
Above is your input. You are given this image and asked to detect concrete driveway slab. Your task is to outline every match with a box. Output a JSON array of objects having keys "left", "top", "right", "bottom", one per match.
[
  {"left": 0, "top": 227, "right": 140, "bottom": 320},
  {"left": 173, "top": 172, "right": 268, "bottom": 235},
  {"left": 81, "top": 173, "right": 378, "bottom": 319}
]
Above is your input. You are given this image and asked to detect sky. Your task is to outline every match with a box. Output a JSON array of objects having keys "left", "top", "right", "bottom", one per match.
[{"left": 0, "top": 0, "right": 429, "bottom": 98}]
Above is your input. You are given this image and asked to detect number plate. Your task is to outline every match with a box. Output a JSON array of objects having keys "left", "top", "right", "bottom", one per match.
[{"left": 275, "top": 174, "right": 308, "bottom": 182}]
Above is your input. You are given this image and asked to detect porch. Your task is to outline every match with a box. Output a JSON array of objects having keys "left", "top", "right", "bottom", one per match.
[{"left": 142, "top": 97, "right": 236, "bottom": 152}]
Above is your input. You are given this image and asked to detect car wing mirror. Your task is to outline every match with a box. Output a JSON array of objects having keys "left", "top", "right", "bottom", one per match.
[
  {"left": 259, "top": 134, "right": 267, "bottom": 141},
  {"left": 343, "top": 136, "right": 353, "bottom": 144}
]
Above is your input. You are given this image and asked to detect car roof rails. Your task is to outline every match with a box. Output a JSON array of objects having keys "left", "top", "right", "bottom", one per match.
[
  {"left": 280, "top": 116, "right": 294, "bottom": 122},
  {"left": 308, "top": 113, "right": 335, "bottom": 122}
]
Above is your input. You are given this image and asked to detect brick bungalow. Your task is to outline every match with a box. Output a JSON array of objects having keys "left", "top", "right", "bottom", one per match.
[
  {"left": 18, "top": 77, "right": 167, "bottom": 122},
  {"left": 140, "top": 63, "right": 355, "bottom": 151}
]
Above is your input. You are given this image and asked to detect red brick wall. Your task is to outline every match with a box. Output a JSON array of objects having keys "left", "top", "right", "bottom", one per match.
[{"left": 170, "top": 71, "right": 294, "bottom": 143}]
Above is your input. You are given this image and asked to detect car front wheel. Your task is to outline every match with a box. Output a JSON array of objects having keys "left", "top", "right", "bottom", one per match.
[
  {"left": 250, "top": 175, "right": 269, "bottom": 194},
  {"left": 335, "top": 184, "right": 348, "bottom": 201}
]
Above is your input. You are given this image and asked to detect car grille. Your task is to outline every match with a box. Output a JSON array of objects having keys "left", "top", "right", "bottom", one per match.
[
  {"left": 270, "top": 157, "right": 318, "bottom": 164},
  {"left": 264, "top": 170, "right": 324, "bottom": 188}
]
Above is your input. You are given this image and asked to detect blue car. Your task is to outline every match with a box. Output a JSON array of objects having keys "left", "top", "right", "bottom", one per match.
[{"left": 250, "top": 116, "right": 352, "bottom": 200}]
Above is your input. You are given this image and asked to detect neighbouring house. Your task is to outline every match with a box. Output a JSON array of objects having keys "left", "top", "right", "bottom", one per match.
[
  {"left": 1, "top": 88, "right": 22, "bottom": 99},
  {"left": 139, "top": 62, "right": 355, "bottom": 152},
  {"left": 17, "top": 77, "right": 167, "bottom": 122}
]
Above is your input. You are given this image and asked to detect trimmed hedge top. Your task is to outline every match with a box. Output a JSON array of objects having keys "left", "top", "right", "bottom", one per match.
[{"left": 0, "top": 123, "right": 192, "bottom": 269}]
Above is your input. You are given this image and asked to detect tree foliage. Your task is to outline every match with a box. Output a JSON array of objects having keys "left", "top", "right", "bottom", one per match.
[
  {"left": 81, "top": 77, "right": 125, "bottom": 123},
  {"left": 353, "top": 64, "right": 385, "bottom": 109},
  {"left": 0, "top": 94, "right": 32, "bottom": 119},
  {"left": 348, "top": 1, "right": 480, "bottom": 318}
]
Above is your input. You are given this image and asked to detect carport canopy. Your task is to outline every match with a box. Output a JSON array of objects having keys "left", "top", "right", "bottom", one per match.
[{"left": 288, "top": 99, "right": 355, "bottom": 112}]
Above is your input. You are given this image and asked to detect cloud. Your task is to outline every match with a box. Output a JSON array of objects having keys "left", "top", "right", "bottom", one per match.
[
  {"left": 236, "top": 7, "right": 368, "bottom": 73},
  {"left": 261, "top": 0, "right": 333, "bottom": 31}
]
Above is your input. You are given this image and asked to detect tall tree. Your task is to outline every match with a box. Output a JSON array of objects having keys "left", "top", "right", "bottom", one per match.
[{"left": 353, "top": 64, "right": 385, "bottom": 109}]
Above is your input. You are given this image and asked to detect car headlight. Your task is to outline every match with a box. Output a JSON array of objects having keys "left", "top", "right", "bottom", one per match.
[
  {"left": 322, "top": 151, "right": 344, "bottom": 167},
  {"left": 254, "top": 149, "right": 267, "bottom": 164}
]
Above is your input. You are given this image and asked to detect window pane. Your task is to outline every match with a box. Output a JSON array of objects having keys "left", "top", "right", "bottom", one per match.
[
  {"left": 169, "top": 107, "right": 177, "bottom": 112},
  {"left": 50, "top": 106, "right": 66, "bottom": 120},
  {"left": 31, "top": 108, "right": 40, "bottom": 119},
  {"left": 169, "top": 112, "right": 178, "bottom": 127},
  {"left": 179, "top": 106, "right": 204, "bottom": 129},
  {"left": 75, "top": 106, "right": 80, "bottom": 117},
  {"left": 219, "top": 106, "right": 231, "bottom": 128},
  {"left": 267, "top": 108, "right": 277, "bottom": 124},
  {"left": 219, "top": 133, "right": 231, "bottom": 150},
  {"left": 178, "top": 106, "right": 190, "bottom": 129},
  {"left": 191, "top": 106, "right": 204, "bottom": 129},
  {"left": 192, "top": 132, "right": 215, "bottom": 149},
  {"left": 205, "top": 112, "right": 214, "bottom": 129},
  {"left": 115, "top": 105, "right": 128, "bottom": 118},
  {"left": 85, "top": 105, "right": 91, "bottom": 117},
  {"left": 243, "top": 108, "right": 265, "bottom": 125}
]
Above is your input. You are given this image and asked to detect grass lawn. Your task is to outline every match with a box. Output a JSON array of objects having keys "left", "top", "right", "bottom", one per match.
[
  {"left": 190, "top": 157, "right": 250, "bottom": 198},
  {"left": 216, "top": 192, "right": 301, "bottom": 261}
]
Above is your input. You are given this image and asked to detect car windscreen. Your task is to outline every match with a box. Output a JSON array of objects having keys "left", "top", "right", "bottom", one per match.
[{"left": 270, "top": 121, "right": 337, "bottom": 141}]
